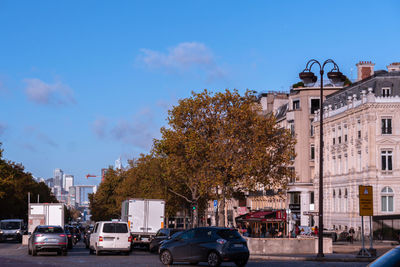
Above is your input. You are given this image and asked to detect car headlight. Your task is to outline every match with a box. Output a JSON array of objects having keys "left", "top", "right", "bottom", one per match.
[
  {"left": 16, "top": 230, "right": 20, "bottom": 234},
  {"left": 0, "top": 230, "right": 3, "bottom": 234}
]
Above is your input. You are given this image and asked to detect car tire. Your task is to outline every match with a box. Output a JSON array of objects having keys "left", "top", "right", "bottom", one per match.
[
  {"left": 207, "top": 251, "right": 221, "bottom": 267},
  {"left": 234, "top": 258, "right": 248, "bottom": 267},
  {"left": 32, "top": 248, "right": 37, "bottom": 256},
  {"left": 160, "top": 250, "right": 173, "bottom": 265}
]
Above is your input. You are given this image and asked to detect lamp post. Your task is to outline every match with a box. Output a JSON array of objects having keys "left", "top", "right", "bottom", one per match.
[{"left": 299, "top": 59, "right": 346, "bottom": 258}]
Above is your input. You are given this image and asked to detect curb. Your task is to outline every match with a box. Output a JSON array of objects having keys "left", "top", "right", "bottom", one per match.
[{"left": 250, "top": 254, "right": 376, "bottom": 262}]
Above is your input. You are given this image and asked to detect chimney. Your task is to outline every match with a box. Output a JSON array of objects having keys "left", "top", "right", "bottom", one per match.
[
  {"left": 387, "top": 62, "right": 400, "bottom": 72},
  {"left": 356, "top": 61, "right": 375, "bottom": 81}
]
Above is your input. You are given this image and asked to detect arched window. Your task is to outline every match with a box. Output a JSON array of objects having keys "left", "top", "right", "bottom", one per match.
[{"left": 381, "top": 187, "right": 394, "bottom": 212}]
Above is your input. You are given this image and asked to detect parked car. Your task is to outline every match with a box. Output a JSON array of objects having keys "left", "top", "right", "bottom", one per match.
[
  {"left": 28, "top": 225, "right": 68, "bottom": 256},
  {"left": 159, "top": 227, "right": 249, "bottom": 267},
  {"left": 84, "top": 225, "right": 94, "bottom": 249},
  {"left": 89, "top": 221, "right": 131, "bottom": 255},
  {"left": 367, "top": 246, "right": 400, "bottom": 267},
  {"left": 0, "top": 219, "right": 25, "bottom": 242},
  {"left": 149, "top": 228, "right": 184, "bottom": 253}
]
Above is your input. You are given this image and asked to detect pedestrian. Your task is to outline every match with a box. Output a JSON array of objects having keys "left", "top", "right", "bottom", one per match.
[
  {"left": 349, "top": 227, "right": 355, "bottom": 244},
  {"left": 314, "top": 226, "right": 318, "bottom": 236},
  {"left": 261, "top": 224, "right": 266, "bottom": 238},
  {"left": 295, "top": 224, "right": 300, "bottom": 237}
]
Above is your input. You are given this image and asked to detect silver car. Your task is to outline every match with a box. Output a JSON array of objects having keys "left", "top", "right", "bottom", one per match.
[{"left": 28, "top": 225, "right": 68, "bottom": 256}]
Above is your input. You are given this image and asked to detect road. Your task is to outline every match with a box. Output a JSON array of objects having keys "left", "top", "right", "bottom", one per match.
[{"left": 0, "top": 241, "right": 369, "bottom": 267}]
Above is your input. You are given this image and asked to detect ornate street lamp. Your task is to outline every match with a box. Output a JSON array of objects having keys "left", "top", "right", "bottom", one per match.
[{"left": 299, "top": 59, "right": 346, "bottom": 258}]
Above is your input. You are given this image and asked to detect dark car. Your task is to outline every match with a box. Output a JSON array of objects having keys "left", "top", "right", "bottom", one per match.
[
  {"left": 28, "top": 225, "right": 68, "bottom": 256},
  {"left": 150, "top": 228, "right": 184, "bottom": 253},
  {"left": 159, "top": 227, "right": 249, "bottom": 267},
  {"left": 367, "top": 246, "right": 400, "bottom": 267}
]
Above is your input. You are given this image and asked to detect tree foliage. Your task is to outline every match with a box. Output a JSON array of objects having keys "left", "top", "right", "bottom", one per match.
[{"left": 0, "top": 143, "right": 58, "bottom": 221}]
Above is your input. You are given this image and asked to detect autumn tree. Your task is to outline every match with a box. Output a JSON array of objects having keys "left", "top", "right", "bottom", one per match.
[
  {"left": 0, "top": 143, "right": 58, "bottom": 221},
  {"left": 154, "top": 89, "right": 295, "bottom": 227}
]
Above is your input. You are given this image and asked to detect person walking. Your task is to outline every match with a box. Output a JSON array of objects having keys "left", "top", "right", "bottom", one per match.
[
  {"left": 314, "top": 226, "right": 318, "bottom": 236},
  {"left": 349, "top": 227, "right": 355, "bottom": 244}
]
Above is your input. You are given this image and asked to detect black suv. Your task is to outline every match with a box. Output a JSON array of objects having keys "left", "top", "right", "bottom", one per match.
[{"left": 159, "top": 227, "right": 249, "bottom": 267}]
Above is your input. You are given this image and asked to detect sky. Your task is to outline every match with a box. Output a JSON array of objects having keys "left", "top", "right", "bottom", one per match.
[{"left": 0, "top": 0, "right": 399, "bottom": 186}]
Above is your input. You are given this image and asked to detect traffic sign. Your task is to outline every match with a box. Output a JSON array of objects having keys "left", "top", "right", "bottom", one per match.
[
  {"left": 213, "top": 200, "right": 218, "bottom": 211},
  {"left": 359, "top": 185, "right": 373, "bottom": 216}
]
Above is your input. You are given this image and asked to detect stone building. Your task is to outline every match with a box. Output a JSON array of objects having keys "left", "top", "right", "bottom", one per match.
[{"left": 313, "top": 62, "right": 400, "bottom": 238}]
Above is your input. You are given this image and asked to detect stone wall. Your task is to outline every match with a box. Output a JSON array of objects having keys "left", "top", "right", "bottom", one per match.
[{"left": 245, "top": 237, "right": 332, "bottom": 254}]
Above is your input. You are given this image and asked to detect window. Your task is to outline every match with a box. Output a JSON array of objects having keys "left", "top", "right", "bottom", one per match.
[
  {"left": 310, "top": 99, "right": 320, "bottom": 114},
  {"left": 293, "top": 100, "right": 300, "bottom": 110},
  {"left": 180, "top": 229, "right": 195, "bottom": 240},
  {"left": 333, "top": 138, "right": 336, "bottom": 145},
  {"left": 102, "top": 223, "right": 128, "bottom": 233},
  {"left": 310, "top": 145, "right": 315, "bottom": 160},
  {"left": 338, "top": 156, "right": 342, "bottom": 174},
  {"left": 195, "top": 228, "right": 213, "bottom": 239},
  {"left": 310, "top": 192, "right": 314, "bottom": 205},
  {"left": 289, "top": 122, "right": 295, "bottom": 136},
  {"left": 357, "top": 119, "right": 361, "bottom": 139},
  {"left": 344, "top": 124, "right": 348, "bottom": 142},
  {"left": 382, "top": 87, "right": 391, "bottom": 97},
  {"left": 338, "top": 136, "right": 342, "bottom": 144},
  {"left": 358, "top": 130, "right": 361, "bottom": 139},
  {"left": 381, "top": 150, "right": 393, "bottom": 171},
  {"left": 382, "top": 118, "right": 392, "bottom": 134},
  {"left": 381, "top": 187, "right": 394, "bottom": 212},
  {"left": 357, "top": 151, "right": 362, "bottom": 172},
  {"left": 344, "top": 154, "right": 348, "bottom": 174},
  {"left": 310, "top": 119, "right": 314, "bottom": 136}
]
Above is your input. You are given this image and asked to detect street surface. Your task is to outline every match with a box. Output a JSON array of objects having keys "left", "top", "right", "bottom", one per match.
[{"left": 0, "top": 241, "right": 368, "bottom": 267}]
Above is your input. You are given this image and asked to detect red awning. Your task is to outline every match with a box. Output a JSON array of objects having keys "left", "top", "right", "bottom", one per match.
[{"left": 245, "top": 210, "right": 274, "bottom": 220}]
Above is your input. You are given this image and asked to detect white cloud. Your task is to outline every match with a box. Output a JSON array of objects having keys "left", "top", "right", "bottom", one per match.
[
  {"left": 138, "top": 42, "right": 226, "bottom": 81},
  {"left": 24, "top": 78, "right": 75, "bottom": 105}
]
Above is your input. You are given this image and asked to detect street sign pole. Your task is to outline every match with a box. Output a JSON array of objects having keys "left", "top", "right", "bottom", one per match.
[{"left": 358, "top": 185, "right": 373, "bottom": 257}]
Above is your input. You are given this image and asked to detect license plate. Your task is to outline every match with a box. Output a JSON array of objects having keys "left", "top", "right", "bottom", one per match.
[
  {"left": 234, "top": 244, "right": 243, "bottom": 248},
  {"left": 46, "top": 238, "right": 58, "bottom": 242},
  {"left": 141, "top": 238, "right": 149, "bottom": 242}
]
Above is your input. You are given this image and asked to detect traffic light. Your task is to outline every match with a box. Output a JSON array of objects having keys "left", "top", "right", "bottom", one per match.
[{"left": 192, "top": 206, "right": 196, "bottom": 210}]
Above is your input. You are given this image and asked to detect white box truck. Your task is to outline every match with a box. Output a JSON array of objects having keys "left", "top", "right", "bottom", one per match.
[
  {"left": 121, "top": 199, "right": 165, "bottom": 246},
  {"left": 28, "top": 203, "right": 65, "bottom": 234}
]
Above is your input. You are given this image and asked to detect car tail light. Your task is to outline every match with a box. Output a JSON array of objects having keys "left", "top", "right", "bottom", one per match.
[
  {"left": 67, "top": 234, "right": 72, "bottom": 237},
  {"left": 58, "top": 242, "right": 67, "bottom": 245},
  {"left": 34, "top": 242, "right": 44, "bottom": 245},
  {"left": 216, "top": 238, "right": 227, "bottom": 245},
  {"left": 59, "top": 234, "right": 66, "bottom": 237},
  {"left": 99, "top": 236, "right": 103, "bottom": 242},
  {"left": 35, "top": 234, "right": 43, "bottom": 237},
  {"left": 128, "top": 236, "right": 132, "bottom": 242}
]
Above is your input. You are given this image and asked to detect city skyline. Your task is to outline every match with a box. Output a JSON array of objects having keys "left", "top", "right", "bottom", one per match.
[{"left": 0, "top": 0, "right": 399, "bottom": 185}]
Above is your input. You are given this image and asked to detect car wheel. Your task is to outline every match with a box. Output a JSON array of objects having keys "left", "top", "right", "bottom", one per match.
[
  {"left": 32, "top": 248, "right": 37, "bottom": 256},
  {"left": 207, "top": 251, "right": 221, "bottom": 267},
  {"left": 160, "top": 250, "right": 173, "bottom": 265},
  {"left": 234, "top": 258, "right": 248, "bottom": 267}
]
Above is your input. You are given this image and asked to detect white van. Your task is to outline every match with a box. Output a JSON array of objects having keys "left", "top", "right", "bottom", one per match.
[{"left": 89, "top": 221, "right": 131, "bottom": 255}]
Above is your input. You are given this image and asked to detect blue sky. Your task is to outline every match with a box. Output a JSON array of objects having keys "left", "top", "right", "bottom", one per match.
[{"left": 0, "top": 0, "right": 399, "bottom": 185}]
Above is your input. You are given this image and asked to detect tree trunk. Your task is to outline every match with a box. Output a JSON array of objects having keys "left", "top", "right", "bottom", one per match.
[{"left": 221, "top": 185, "right": 226, "bottom": 227}]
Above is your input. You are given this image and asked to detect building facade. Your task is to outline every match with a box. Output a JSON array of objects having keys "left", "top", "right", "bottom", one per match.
[{"left": 313, "top": 62, "right": 400, "bottom": 237}]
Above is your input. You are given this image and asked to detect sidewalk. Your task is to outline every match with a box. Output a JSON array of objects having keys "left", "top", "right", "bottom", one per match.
[{"left": 250, "top": 240, "right": 398, "bottom": 262}]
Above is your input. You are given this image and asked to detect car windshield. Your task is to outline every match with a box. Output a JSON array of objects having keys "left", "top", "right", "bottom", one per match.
[
  {"left": 217, "top": 229, "right": 242, "bottom": 240},
  {"left": 37, "top": 227, "right": 64, "bottom": 233},
  {"left": 103, "top": 223, "right": 128, "bottom": 233},
  {"left": 0, "top": 222, "right": 21, "bottom": 230},
  {"left": 368, "top": 248, "right": 400, "bottom": 267}
]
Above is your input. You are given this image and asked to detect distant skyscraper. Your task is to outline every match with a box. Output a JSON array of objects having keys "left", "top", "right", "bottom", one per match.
[
  {"left": 115, "top": 157, "right": 122, "bottom": 170},
  {"left": 54, "top": 169, "right": 63, "bottom": 188},
  {"left": 65, "top": 175, "right": 74, "bottom": 192}
]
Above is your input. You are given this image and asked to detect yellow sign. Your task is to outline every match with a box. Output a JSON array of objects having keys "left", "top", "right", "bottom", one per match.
[{"left": 359, "top": 185, "right": 373, "bottom": 216}]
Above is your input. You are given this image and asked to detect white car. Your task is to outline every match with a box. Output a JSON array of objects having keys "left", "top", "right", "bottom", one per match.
[{"left": 89, "top": 221, "right": 131, "bottom": 255}]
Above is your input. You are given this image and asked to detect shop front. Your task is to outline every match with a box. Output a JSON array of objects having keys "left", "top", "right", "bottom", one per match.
[{"left": 235, "top": 209, "right": 287, "bottom": 237}]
